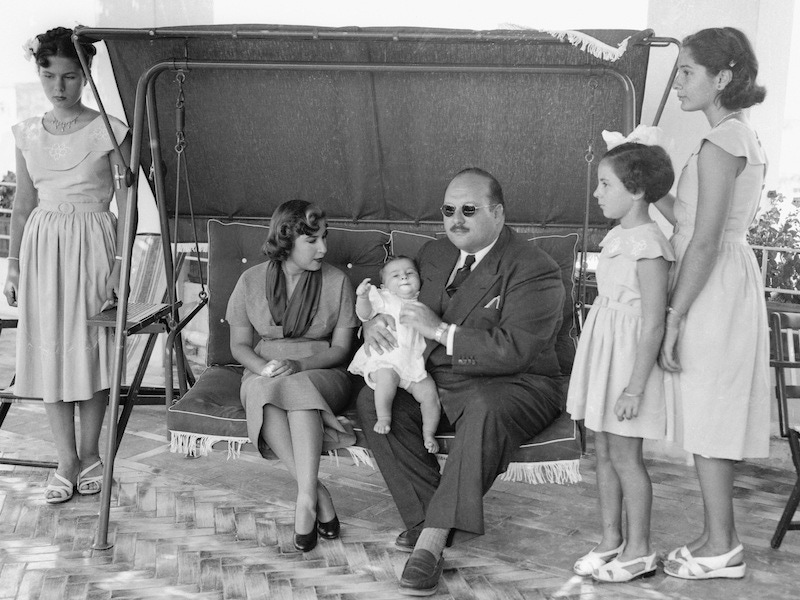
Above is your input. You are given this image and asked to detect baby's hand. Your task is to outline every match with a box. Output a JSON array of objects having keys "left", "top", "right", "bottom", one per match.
[{"left": 356, "top": 278, "right": 373, "bottom": 297}]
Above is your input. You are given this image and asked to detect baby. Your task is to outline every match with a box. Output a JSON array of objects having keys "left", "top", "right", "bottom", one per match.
[{"left": 348, "top": 256, "right": 440, "bottom": 453}]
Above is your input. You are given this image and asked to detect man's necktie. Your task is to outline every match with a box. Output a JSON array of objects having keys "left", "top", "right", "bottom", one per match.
[{"left": 446, "top": 254, "right": 475, "bottom": 297}]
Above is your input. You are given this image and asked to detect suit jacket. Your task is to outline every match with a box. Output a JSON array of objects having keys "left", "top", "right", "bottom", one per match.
[{"left": 418, "top": 226, "right": 565, "bottom": 418}]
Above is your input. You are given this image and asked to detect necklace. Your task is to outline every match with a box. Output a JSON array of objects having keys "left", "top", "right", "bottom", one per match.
[
  {"left": 712, "top": 110, "right": 743, "bottom": 128},
  {"left": 48, "top": 107, "right": 84, "bottom": 132}
]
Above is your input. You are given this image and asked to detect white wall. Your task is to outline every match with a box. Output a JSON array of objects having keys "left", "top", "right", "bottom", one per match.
[{"left": 644, "top": 0, "right": 795, "bottom": 197}]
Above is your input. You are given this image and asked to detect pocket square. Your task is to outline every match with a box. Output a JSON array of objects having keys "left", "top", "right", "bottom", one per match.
[{"left": 484, "top": 295, "right": 501, "bottom": 309}]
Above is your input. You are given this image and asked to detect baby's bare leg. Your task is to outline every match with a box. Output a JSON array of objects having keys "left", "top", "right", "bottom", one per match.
[
  {"left": 407, "top": 376, "right": 441, "bottom": 453},
  {"left": 372, "top": 368, "right": 400, "bottom": 434}
]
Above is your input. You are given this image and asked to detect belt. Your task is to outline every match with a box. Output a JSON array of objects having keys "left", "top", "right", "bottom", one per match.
[
  {"left": 592, "top": 295, "right": 640, "bottom": 317},
  {"left": 38, "top": 200, "right": 109, "bottom": 214}
]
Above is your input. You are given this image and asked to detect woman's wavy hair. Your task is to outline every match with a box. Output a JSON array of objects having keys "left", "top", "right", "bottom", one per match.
[
  {"left": 262, "top": 200, "right": 326, "bottom": 261},
  {"left": 682, "top": 27, "right": 766, "bottom": 109},
  {"left": 33, "top": 27, "right": 96, "bottom": 70},
  {"left": 602, "top": 143, "right": 675, "bottom": 204}
]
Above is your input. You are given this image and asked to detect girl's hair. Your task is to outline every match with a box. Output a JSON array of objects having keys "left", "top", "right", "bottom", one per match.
[
  {"left": 602, "top": 143, "right": 675, "bottom": 204},
  {"left": 34, "top": 27, "right": 96, "bottom": 70},
  {"left": 380, "top": 255, "right": 419, "bottom": 283},
  {"left": 262, "top": 199, "right": 326, "bottom": 261},
  {"left": 682, "top": 27, "right": 766, "bottom": 109}
]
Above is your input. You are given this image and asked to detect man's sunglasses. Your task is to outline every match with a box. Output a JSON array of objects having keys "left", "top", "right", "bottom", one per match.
[{"left": 440, "top": 203, "right": 496, "bottom": 218}]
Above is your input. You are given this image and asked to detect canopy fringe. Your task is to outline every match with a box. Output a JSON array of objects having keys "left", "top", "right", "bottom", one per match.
[{"left": 545, "top": 29, "right": 631, "bottom": 62}]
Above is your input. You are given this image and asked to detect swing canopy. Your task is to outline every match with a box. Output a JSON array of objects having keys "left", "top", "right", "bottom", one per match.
[
  {"left": 73, "top": 24, "right": 677, "bottom": 550},
  {"left": 90, "top": 24, "right": 662, "bottom": 238}
]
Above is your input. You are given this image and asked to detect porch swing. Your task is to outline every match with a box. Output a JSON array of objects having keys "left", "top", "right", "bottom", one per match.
[{"left": 68, "top": 24, "right": 678, "bottom": 549}]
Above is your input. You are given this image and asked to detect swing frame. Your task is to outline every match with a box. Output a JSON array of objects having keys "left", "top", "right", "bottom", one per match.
[{"left": 65, "top": 24, "right": 679, "bottom": 550}]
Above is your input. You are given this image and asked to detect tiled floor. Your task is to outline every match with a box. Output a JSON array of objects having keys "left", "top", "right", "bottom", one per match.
[{"left": 1, "top": 330, "right": 799, "bottom": 599}]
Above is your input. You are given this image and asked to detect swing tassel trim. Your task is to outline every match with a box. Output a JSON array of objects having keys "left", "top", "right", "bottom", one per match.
[
  {"left": 169, "top": 431, "right": 250, "bottom": 460},
  {"left": 499, "top": 459, "right": 582, "bottom": 484},
  {"left": 169, "top": 431, "right": 577, "bottom": 484},
  {"left": 169, "top": 430, "right": 376, "bottom": 467}
]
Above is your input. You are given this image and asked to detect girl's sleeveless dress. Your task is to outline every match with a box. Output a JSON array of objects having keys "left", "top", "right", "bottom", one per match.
[
  {"left": 348, "top": 287, "right": 428, "bottom": 389},
  {"left": 12, "top": 115, "right": 128, "bottom": 403},
  {"left": 668, "top": 119, "right": 770, "bottom": 460},
  {"left": 567, "top": 222, "right": 675, "bottom": 440}
]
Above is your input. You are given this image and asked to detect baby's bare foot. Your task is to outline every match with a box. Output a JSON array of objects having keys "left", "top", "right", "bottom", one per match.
[
  {"left": 424, "top": 436, "right": 439, "bottom": 454},
  {"left": 374, "top": 418, "right": 392, "bottom": 435}
]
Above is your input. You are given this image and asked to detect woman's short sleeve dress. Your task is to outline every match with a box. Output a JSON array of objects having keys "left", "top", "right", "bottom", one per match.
[
  {"left": 347, "top": 287, "right": 428, "bottom": 389},
  {"left": 668, "top": 119, "right": 770, "bottom": 460},
  {"left": 567, "top": 222, "right": 675, "bottom": 440},
  {"left": 11, "top": 115, "right": 129, "bottom": 402},
  {"left": 225, "top": 262, "right": 359, "bottom": 456}
]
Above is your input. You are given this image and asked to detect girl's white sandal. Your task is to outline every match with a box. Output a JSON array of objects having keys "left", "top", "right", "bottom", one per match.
[
  {"left": 666, "top": 545, "right": 689, "bottom": 561},
  {"left": 77, "top": 460, "right": 103, "bottom": 496},
  {"left": 44, "top": 472, "right": 75, "bottom": 504},
  {"left": 573, "top": 543, "right": 624, "bottom": 576},
  {"left": 664, "top": 544, "right": 745, "bottom": 580},
  {"left": 592, "top": 552, "right": 657, "bottom": 583}
]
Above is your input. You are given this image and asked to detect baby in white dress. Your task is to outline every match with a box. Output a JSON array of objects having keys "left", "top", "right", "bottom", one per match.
[{"left": 348, "top": 256, "right": 440, "bottom": 453}]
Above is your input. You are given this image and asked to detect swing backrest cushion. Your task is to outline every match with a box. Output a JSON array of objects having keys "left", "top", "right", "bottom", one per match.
[{"left": 205, "top": 220, "right": 579, "bottom": 375}]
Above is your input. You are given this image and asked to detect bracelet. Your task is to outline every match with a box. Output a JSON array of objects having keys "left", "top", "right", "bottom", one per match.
[
  {"left": 7, "top": 257, "right": 19, "bottom": 261},
  {"left": 114, "top": 255, "right": 122, "bottom": 261},
  {"left": 434, "top": 322, "right": 449, "bottom": 344},
  {"left": 622, "top": 389, "right": 643, "bottom": 397}
]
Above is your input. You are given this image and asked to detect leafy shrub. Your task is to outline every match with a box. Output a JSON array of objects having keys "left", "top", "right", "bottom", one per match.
[{"left": 748, "top": 190, "right": 800, "bottom": 304}]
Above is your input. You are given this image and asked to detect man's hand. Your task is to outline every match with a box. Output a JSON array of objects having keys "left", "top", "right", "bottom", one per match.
[
  {"left": 362, "top": 314, "right": 397, "bottom": 356},
  {"left": 399, "top": 301, "right": 440, "bottom": 339}
]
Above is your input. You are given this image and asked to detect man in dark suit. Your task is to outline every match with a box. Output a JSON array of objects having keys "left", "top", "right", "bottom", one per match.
[{"left": 356, "top": 167, "right": 565, "bottom": 596}]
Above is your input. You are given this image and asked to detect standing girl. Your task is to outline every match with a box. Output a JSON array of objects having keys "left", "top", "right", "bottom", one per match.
[
  {"left": 659, "top": 27, "right": 769, "bottom": 580},
  {"left": 3, "top": 27, "right": 131, "bottom": 503},
  {"left": 567, "top": 133, "right": 675, "bottom": 582}
]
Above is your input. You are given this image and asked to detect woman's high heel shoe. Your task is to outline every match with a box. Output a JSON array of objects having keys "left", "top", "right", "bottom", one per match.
[
  {"left": 294, "top": 527, "right": 318, "bottom": 552},
  {"left": 317, "top": 515, "right": 340, "bottom": 540}
]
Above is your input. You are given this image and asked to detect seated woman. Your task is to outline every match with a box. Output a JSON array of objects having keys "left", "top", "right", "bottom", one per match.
[{"left": 226, "top": 199, "right": 359, "bottom": 552}]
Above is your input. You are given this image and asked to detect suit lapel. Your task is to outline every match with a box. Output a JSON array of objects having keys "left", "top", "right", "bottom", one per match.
[{"left": 442, "top": 227, "right": 510, "bottom": 325}]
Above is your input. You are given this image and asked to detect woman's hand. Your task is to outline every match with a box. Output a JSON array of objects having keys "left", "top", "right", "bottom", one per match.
[
  {"left": 614, "top": 391, "right": 641, "bottom": 421},
  {"left": 3, "top": 262, "right": 20, "bottom": 307},
  {"left": 261, "top": 358, "right": 301, "bottom": 377},
  {"left": 659, "top": 322, "right": 681, "bottom": 372},
  {"left": 362, "top": 313, "right": 397, "bottom": 355},
  {"left": 105, "top": 259, "right": 121, "bottom": 304}
]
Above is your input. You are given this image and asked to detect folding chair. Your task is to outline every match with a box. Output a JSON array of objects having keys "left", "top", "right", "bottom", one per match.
[{"left": 770, "top": 310, "right": 800, "bottom": 549}]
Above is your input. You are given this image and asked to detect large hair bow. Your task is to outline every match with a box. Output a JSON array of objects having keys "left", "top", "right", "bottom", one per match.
[{"left": 601, "top": 124, "right": 662, "bottom": 150}]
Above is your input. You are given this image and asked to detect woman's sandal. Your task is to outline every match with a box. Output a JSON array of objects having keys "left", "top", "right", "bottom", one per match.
[
  {"left": 663, "top": 544, "right": 745, "bottom": 580},
  {"left": 45, "top": 472, "right": 75, "bottom": 504},
  {"left": 573, "top": 543, "right": 625, "bottom": 576},
  {"left": 77, "top": 460, "right": 103, "bottom": 496},
  {"left": 592, "top": 552, "right": 657, "bottom": 583},
  {"left": 666, "top": 545, "right": 690, "bottom": 562}
]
